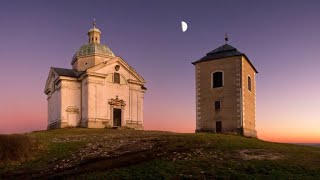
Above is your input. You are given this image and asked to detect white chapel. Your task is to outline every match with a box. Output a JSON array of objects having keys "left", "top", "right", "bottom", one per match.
[{"left": 44, "top": 22, "right": 147, "bottom": 130}]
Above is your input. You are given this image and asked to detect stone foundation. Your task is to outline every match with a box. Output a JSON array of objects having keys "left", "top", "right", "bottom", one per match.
[
  {"left": 49, "top": 119, "right": 144, "bottom": 130},
  {"left": 79, "top": 119, "right": 111, "bottom": 128},
  {"left": 195, "top": 129, "right": 215, "bottom": 133},
  {"left": 196, "top": 127, "right": 257, "bottom": 138},
  {"left": 125, "top": 121, "right": 144, "bottom": 130},
  {"left": 87, "top": 121, "right": 109, "bottom": 128},
  {"left": 243, "top": 128, "right": 257, "bottom": 138}
]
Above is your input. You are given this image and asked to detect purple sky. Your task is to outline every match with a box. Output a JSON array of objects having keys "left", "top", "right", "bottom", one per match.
[{"left": 0, "top": 0, "right": 319, "bottom": 142}]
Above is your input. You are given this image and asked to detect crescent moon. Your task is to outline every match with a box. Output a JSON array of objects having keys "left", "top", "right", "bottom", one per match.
[{"left": 181, "top": 21, "right": 188, "bottom": 32}]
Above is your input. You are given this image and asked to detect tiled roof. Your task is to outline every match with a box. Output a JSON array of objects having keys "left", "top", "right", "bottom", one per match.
[
  {"left": 71, "top": 43, "right": 115, "bottom": 64},
  {"left": 192, "top": 44, "right": 258, "bottom": 73},
  {"left": 52, "top": 67, "right": 83, "bottom": 78}
]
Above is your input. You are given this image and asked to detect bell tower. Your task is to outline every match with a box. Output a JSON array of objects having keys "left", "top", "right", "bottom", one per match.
[{"left": 192, "top": 36, "right": 258, "bottom": 137}]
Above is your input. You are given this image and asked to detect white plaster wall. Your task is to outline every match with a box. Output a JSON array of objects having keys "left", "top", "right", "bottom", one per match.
[
  {"left": 90, "top": 60, "right": 145, "bottom": 125},
  {"left": 48, "top": 87, "right": 61, "bottom": 125},
  {"left": 94, "top": 61, "right": 139, "bottom": 82},
  {"left": 60, "top": 80, "right": 81, "bottom": 126},
  {"left": 104, "top": 75, "right": 130, "bottom": 125},
  {"left": 82, "top": 73, "right": 130, "bottom": 125},
  {"left": 86, "top": 77, "right": 105, "bottom": 120},
  {"left": 69, "top": 58, "right": 146, "bottom": 128},
  {"left": 130, "top": 90, "right": 138, "bottom": 122},
  {"left": 81, "top": 78, "right": 88, "bottom": 122},
  {"left": 138, "top": 90, "right": 144, "bottom": 124},
  {"left": 129, "top": 84, "right": 144, "bottom": 123}
]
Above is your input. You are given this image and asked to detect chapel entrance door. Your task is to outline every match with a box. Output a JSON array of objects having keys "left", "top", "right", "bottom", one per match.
[
  {"left": 216, "top": 121, "right": 222, "bottom": 133},
  {"left": 113, "top": 108, "right": 122, "bottom": 127}
]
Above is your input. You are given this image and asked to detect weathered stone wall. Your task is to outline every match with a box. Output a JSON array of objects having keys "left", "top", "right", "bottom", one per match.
[
  {"left": 241, "top": 57, "right": 257, "bottom": 137},
  {"left": 195, "top": 57, "right": 242, "bottom": 133},
  {"left": 195, "top": 55, "right": 257, "bottom": 137}
]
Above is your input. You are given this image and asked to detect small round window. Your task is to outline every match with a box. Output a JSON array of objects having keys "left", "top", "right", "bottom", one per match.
[{"left": 115, "top": 65, "right": 120, "bottom": 71}]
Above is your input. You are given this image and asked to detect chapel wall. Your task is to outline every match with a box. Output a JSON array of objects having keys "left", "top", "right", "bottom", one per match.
[
  {"left": 47, "top": 87, "right": 61, "bottom": 127},
  {"left": 103, "top": 74, "right": 130, "bottom": 126},
  {"left": 72, "top": 56, "right": 95, "bottom": 71},
  {"left": 81, "top": 78, "right": 88, "bottom": 125},
  {"left": 72, "top": 56, "right": 112, "bottom": 72},
  {"left": 60, "top": 80, "right": 82, "bottom": 127}
]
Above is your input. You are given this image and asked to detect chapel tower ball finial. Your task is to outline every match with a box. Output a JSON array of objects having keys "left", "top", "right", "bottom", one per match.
[
  {"left": 225, "top": 33, "right": 229, "bottom": 44},
  {"left": 88, "top": 19, "right": 101, "bottom": 44}
]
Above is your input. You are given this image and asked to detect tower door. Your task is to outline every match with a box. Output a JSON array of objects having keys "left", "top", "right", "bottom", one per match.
[
  {"left": 216, "top": 121, "right": 222, "bottom": 133},
  {"left": 113, "top": 108, "right": 122, "bottom": 127}
]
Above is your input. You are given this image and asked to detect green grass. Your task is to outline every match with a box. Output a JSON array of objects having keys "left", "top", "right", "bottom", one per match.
[
  {"left": 0, "top": 129, "right": 319, "bottom": 179},
  {"left": 77, "top": 157, "right": 320, "bottom": 179}
]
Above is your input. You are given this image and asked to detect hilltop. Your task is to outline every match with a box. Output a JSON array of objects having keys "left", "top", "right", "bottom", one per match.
[{"left": 0, "top": 129, "right": 319, "bottom": 179}]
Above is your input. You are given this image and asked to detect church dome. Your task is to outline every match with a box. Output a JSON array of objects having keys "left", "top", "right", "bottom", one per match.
[
  {"left": 72, "top": 43, "right": 115, "bottom": 61},
  {"left": 71, "top": 20, "right": 116, "bottom": 66}
]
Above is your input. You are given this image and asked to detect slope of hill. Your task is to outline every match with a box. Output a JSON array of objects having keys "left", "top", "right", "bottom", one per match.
[{"left": 0, "top": 128, "right": 319, "bottom": 179}]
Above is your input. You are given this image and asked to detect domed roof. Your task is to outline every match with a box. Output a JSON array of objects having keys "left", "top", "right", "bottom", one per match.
[
  {"left": 88, "top": 27, "right": 101, "bottom": 34},
  {"left": 72, "top": 43, "right": 115, "bottom": 62}
]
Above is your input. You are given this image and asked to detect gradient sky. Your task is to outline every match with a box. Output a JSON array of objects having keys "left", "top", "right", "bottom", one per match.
[{"left": 0, "top": 0, "right": 319, "bottom": 143}]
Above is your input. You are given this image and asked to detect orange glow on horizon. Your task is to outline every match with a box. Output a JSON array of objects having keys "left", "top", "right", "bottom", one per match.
[{"left": 258, "top": 131, "right": 320, "bottom": 143}]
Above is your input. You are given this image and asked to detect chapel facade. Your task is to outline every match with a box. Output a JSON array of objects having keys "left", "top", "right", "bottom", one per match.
[
  {"left": 192, "top": 37, "right": 258, "bottom": 137},
  {"left": 44, "top": 22, "right": 146, "bottom": 130}
]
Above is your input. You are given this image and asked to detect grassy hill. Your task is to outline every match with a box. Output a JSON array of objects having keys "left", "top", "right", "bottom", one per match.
[{"left": 0, "top": 128, "right": 319, "bottom": 179}]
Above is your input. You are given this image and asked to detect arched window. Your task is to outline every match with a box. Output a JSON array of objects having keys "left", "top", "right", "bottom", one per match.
[
  {"left": 248, "top": 76, "right": 252, "bottom": 92},
  {"left": 114, "top": 73, "right": 120, "bottom": 84},
  {"left": 212, "top": 71, "right": 223, "bottom": 88}
]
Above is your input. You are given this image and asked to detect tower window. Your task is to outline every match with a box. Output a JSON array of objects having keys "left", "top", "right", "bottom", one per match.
[
  {"left": 216, "top": 121, "right": 222, "bottom": 133},
  {"left": 212, "top": 71, "right": 223, "bottom": 88},
  {"left": 214, "top": 100, "right": 221, "bottom": 110},
  {"left": 114, "top": 73, "right": 120, "bottom": 84},
  {"left": 248, "top": 76, "right": 252, "bottom": 92}
]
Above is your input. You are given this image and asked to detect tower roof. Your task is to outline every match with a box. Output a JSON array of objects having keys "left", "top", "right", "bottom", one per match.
[
  {"left": 52, "top": 67, "right": 84, "bottom": 78},
  {"left": 192, "top": 44, "right": 258, "bottom": 73}
]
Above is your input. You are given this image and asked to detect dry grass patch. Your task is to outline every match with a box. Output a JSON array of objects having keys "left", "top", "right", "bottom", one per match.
[{"left": 0, "top": 134, "right": 41, "bottom": 164}]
